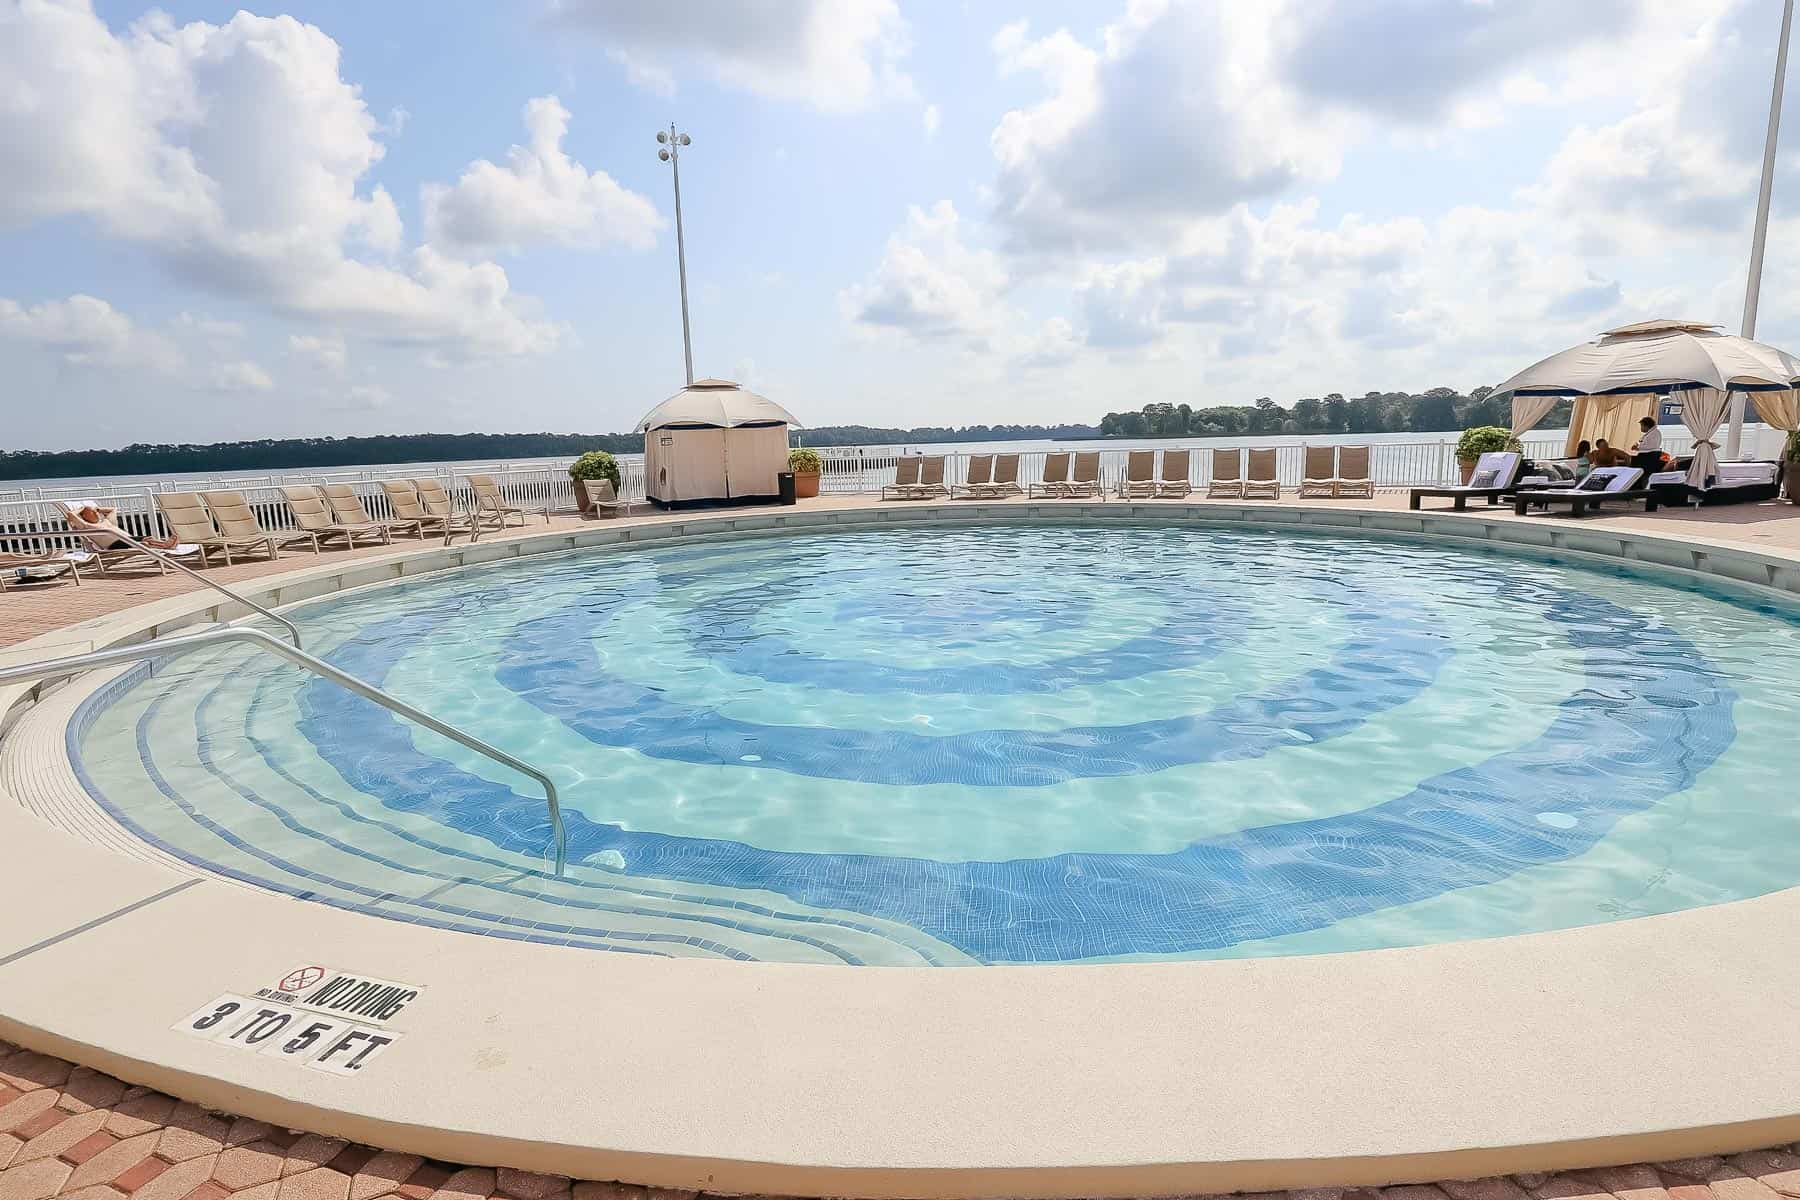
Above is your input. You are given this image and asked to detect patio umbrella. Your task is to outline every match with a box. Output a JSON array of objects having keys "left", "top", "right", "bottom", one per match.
[
  {"left": 635, "top": 378, "right": 803, "bottom": 431},
  {"left": 1494, "top": 320, "right": 1800, "bottom": 487}
]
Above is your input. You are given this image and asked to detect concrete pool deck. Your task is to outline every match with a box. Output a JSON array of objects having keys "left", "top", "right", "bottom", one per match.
[{"left": 4, "top": 492, "right": 1800, "bottom": 1198}]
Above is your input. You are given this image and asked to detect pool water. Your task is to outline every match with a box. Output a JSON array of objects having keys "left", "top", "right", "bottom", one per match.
[{"left": 72, "top": 523, "right": 1800, "bottom": 965}]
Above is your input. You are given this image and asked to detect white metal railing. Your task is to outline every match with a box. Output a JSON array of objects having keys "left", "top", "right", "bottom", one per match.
[
  {"left": 0, "top": 433, "right": 1716, "bottom": 537},
  {"left": 813, "top": 433, "right": 1701, "bottom": 496},
  {"left": 0, "top": 462, "right": 626, "bottom": 554}
]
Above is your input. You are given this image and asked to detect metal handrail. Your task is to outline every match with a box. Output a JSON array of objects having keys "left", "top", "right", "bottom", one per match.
[
  {"left": 39, "top": 520, "right": 303, "bottom": 650},
  {"left": 0, "top": 626, "right": 567, "bottom": 877}
]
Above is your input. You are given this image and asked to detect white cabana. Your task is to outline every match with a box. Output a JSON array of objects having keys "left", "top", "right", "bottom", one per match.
[
  {"left": 635, "top": 379, "right": 802, "bottom": 508},
  {"left": 1495, "top": 319, "right": 1800, "bottom": 488}
]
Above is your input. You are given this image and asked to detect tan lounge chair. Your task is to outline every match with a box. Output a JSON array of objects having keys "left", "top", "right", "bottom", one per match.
[
  {"left": 1335, "top": 445, "right": 1375, "bottom": 498},
  {"left": 53, "top": 499, "right": 202, "bottom": 574},
  {"left": 882, "top": 456, "right": 923, "bottom": 500},
  {"left": 202, "top": 490, "right": 317, "bottom": 556},
  {"left": 1065, "top": 451, "right": 1103, "bottom": 499},
  {"left": 954, "top": 454, "right": 994, "bottom": 498},
  {"left": 323, "top": 483, "right": 421, "bottom": 539},
  {"left": 1028, "top": 452, "right": 1072, "bottom": 498},
  {"left": 413, "top": 478, "right": 490, "bottom": 540},
  {"left": 581, "top": 477, "right": 629, "bottom": 519},
  {"left": 985, "top": 453, "right": 1023, "bottom": 497},
  {"left": 1157, "top": 449, "right": 1192, "bottom": 498},
  {"left": 1208, "top": 449, "right": 1245, "bottom": 498},
  {"left": 468, "top": 474, "right": 541, "bottom": 526},
  {"left": 1119, "top": 450, "right": 1158, "bottom": 499},
  {"left": 154, "top": 492, "right": 270, "bottom": 566},
  {"left": 281, "top": 486, "right": 392, "bottom": 548},
  {"left": 911, "top": 455, "right": 950, "bottom": 499},
  {"left": 379, "top": 480, "right": 460, "bottom": 540},
  {"left": 1299, "top": 446, "right": 1338, "bottom": 498},
  {"left": 1244, "top": 449, "right": 1281, "bottom": 499}
]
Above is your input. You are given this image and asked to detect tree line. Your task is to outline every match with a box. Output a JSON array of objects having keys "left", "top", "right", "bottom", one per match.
[
  {"left": 0, "top": 425, "right": 1104, "bottom": 481},
  {"left": 1097, "top": 388, "right": 1574, "bottom": 439}
]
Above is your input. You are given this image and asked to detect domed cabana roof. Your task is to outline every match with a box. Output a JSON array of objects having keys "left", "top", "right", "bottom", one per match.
[{"left": 634, "top": 379, "right": 803, "bottom": 432}]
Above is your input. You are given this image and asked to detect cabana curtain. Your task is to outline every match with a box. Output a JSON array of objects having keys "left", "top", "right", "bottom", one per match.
[
  {"left": 1755, "top": 388, "right": 1800, "bottom": 431},
  {"left": 1509, "top": 394, "right": 1558, "bottom": 435},
  {"left": 1680, "top": 387, "right": 1730, "bottom": 488}
]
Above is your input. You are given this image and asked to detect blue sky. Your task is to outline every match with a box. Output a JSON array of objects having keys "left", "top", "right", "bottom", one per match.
[{"left": 3, "top": 0, "right": 1798, "bottom": 450}]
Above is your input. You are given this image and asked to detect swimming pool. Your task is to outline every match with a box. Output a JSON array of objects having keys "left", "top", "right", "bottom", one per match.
[{"left": 70, "top": 521, "right": 1800, "bottom": 965}]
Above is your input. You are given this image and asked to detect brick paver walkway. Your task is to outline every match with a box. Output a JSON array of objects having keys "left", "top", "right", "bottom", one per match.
[
  {"left": 5, "top": 1038, "right": 1800, "bottom": 1200},
  {"left": 7, "top": 493, "right": 1800, "bottom": 1198}
]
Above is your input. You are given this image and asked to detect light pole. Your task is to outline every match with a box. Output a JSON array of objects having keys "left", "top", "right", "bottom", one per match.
[
  {"left": 657, "top": 123, "right": 695, "bottom": 387},
  {"left": 1727, "top": 0, "right": 1793, "bottom": 459}
]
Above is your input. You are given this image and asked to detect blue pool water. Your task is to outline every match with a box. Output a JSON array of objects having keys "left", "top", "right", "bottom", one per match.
[{"left": 72, "top": 523, "right": 1800, "bottom": 964}]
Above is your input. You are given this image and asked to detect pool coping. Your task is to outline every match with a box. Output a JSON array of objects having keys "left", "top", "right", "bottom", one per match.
[{"left": 4, "top": 497, "right": 1800, "bottom": 1198}]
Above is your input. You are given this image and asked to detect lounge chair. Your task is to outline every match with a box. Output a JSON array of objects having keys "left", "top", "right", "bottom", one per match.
[
  {"left": 985, "top": 453, "right": 1024, "bottom": 498},
  {"left": 467, "top": 474, "right": 541, "bottom": 526},
  {"left": 581, "top": 477, "right": 630, "bottom": 519},
  {"left": 202, "top": 490, "right": 318, "bottom": 556},
  {"left": 156, "top": 492, "right": 276, "bottom": 566},
  {"left": 379, "top": 479, "right": 460, "bottom": 540},
  {"left": 1299, "top": 446, "right": 1338, "bottom": 498},
  {"left": 413, "top": 478, "right": 491, "bottom": 540},
  {"left": 323, "top": 483, "right": 421, "bottom": 539},
  {"left": 1157, "top": 450, "right": 1192, "bottom": 498},
  {"left": 882, "top": 456, "right": 923, "bottom": 500},
  {"left": 1064, "top": 451, "right": 1103, "bottom": 499},
  {"left": 1243, "top": 449, "right": 1281, "bottom": 499},
  {"left": 1513, "top": 467, "right": 1658, "bottom": 517},
  {"left": 53, "top": 499, "right": 202, "bottom": 574},
  {"left": 1409, "top": 451, "right": 1524, "bottom": 511},
  {"left": 955, "top": 454, "right": 995, "bottom": 499},
  {"left": 1334, "top": 445, "right": 1374, "bottom": 499},
  {"left": 280, "top": 486, "right": 392, "bottom": 549},
  {"left": 1208, "top": 449, "right": 1245, "bottom": 499},
  {"left": 1119, "top": 450, "right": 1158, "bottom": 499},
  {"left": 911, "top": 455, "right": 950, "bottom": 499},
  {"left": 0, "top": 540, "right": 92, "bottom": 589},
  {"left": 1028, "top": 452, "right": 1072, "bottom": 498}
]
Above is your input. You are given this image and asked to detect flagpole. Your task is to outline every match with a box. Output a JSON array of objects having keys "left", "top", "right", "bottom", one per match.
[{"left": 1727, "top": 0, "right": 1792, "bottom": 459}]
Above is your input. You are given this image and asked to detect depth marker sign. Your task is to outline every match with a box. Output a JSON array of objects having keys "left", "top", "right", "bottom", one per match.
[{"left": 174, "top": 964, "right": 422, "bottom": 1077}]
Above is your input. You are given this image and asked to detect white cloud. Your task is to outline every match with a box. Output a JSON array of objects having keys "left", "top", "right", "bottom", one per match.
[
  {"left": 0, "top": 2, "right": 562, "bottom": 360},
  {"left": 175, "top": 312, "right": 245, "bottom": 339},
  {"left": 841, "top": 201, "right": 1008, "bottom": 347},
  {"left": 984, "top": 1, "right": 1671, "bottom": 254},
  {"left": 0, "top": 294, "right": 183, "bottom": 373},
  {"left": 288, "top": 332, "right": 347, "bottom": 373},
  {"left": 347, "top": 383, "right": 390, "bottom": 408},
  {"left": 423, "top": 96, "right": 663, "bottom": 257},
  {"left": 923, "top": 103, "right": 940, "bottom": 138},
  {"left": 209, "top": 360, "right": 274, "bottom": 391},
  {"left": 545, "top": 0, "right": 915, "bottom": 111}
]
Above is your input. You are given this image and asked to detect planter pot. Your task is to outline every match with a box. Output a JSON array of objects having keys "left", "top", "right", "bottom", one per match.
[
  {"left": 794, "top": 471, "right": 821, "bottom": 499},
  {"left": 1788, "top": 461, "right": 1800, "bottom": 504},
  {"left": 1458, "top": 459, "right": 1476, "bottom": 485}
]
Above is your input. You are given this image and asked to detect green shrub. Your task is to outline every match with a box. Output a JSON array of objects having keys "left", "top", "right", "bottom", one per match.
[
  {"left": 788, "top": 447, "right": 823, "bottom": 474},
  {"left": 1455, "top": 425, "right": 1519, "bottom": 462},
  {"left": 568, "top": 450, "right": 621, "bottom": 491},
  {"left": 1786, "top": 430, "right": 1800, "bottom": 461}
]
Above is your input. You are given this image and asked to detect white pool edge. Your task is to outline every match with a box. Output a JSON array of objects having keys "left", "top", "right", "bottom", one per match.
[{"left": 4, "top": 497, "right": 1800, "bottom": 1199}]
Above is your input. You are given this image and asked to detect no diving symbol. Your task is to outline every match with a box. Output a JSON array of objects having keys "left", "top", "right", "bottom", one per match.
[{"left": 279, "top": 966, "right": 325, "bottom": 993}]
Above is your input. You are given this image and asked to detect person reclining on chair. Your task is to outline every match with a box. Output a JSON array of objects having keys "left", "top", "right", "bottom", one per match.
[
  {"left": 1589, "top": 439, "right": 1633, "bottom": 468},
  {"left": 70, "top": 504, "right": 181, "bottom": 550}
]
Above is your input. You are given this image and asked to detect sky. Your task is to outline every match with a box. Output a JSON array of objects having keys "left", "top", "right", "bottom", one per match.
[{"left": 3, "top": 0, "right": 1800, "bottom": 451}]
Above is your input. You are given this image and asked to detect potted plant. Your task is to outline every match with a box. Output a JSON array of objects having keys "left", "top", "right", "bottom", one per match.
[
  {"left": 1786, "top": 431, "right": 1800, "bottom": 504},
  {"left": 1455, "top": 426, "right": 1519, "bottom": 484},
  {"left": 788, "top": 447, "right": 823, "bottom": 499},
  {"left": 568, "top": 450, "right": 622, "bottom": 515}
]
